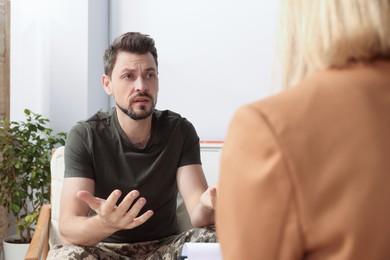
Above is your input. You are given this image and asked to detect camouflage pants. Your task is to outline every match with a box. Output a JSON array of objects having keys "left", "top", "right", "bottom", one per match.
[{"left": 47, "top": 226, "right": 217, "bottom": 260}]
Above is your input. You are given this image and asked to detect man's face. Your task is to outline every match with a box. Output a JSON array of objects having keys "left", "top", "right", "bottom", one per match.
[{"left": 103, "top": 51, "right": 159, "bottom": 120}]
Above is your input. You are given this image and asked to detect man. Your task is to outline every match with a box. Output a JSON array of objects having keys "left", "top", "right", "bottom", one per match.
[{"left": 49, "top": 32, "right": 217, "bottom": 259}]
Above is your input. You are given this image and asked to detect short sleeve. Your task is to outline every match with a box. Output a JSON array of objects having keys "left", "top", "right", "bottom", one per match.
[
  {"left": 64, "top": 122, "right": 95, "bottom": 179},
  {"left": 178, "top": 119, "right": 201, "bottom": 167}
]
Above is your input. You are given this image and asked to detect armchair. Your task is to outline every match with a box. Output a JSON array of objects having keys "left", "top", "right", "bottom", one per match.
[{"left": 25, "top": 142, "right": 222, "bottom": 260}]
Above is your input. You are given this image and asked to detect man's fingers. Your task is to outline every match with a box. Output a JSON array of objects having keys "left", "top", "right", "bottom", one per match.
[
  {"left": 115, "top": 190, "right": 140, "bottom": 215},
  {"left": 123, "top": 197, "right": 148, "bottom": 219},
  {"left": 210, "top": 187, "right": 217, "bottom": 196},
  {"left": 103, "top": 189, "right": 123, "bottom": 212},
  {"left": 114, "top": 191, "right": 153, "bottom": 229},
  {"left": 76, "top": 190, "right": 105, "bottom": 211},
  {"left": 200, "top": 187, "right": 217, "bottom": 210},
  {"left": 210, "top": 187, "right": 217, "bottom": 204},
  {"left": 124, "top": 210, "right": 154, "bottom": 229},
  {"left": 77, "top": 189, "right": 153, "bottom": 230}
]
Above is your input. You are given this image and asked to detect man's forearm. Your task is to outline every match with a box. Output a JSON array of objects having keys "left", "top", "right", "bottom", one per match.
[{"left": 59, "top": 215, "right": 117, "bottom": 246}]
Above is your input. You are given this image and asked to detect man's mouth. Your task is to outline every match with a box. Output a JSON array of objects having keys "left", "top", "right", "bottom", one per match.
[
  {"left": 130, "top": 92, "right": 153, "bottom": 106},
  {"left": 134, "top": 97, "right": 150, "bottom": 103}
]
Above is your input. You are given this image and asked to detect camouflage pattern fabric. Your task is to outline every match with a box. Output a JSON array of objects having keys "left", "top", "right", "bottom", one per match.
[{"left": 47, "top": 226, "right": 217, "bottom": 260}]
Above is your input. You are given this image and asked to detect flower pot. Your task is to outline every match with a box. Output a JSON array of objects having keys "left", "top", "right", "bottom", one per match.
[
  {"left": 0, "top": 206, "right": 8, "bottom": 256},
  {"left": 3, "top": 235, "right": 29, "bottom": 260}
]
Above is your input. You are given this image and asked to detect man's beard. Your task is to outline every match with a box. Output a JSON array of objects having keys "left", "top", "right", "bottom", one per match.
[{"left": 117, "top": 92, "right": 155, "bottom": 120}]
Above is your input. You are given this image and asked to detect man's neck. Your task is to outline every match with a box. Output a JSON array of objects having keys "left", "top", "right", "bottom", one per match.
[{"left": 116, "top": 109, "right": 152, "bottom": 147}]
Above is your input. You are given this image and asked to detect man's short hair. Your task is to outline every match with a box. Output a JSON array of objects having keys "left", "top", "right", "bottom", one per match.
[{"left": 103, "top": 32, "right": 158, "bottom": 77}]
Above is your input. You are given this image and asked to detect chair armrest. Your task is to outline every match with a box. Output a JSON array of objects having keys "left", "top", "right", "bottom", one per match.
[{"left": 25, "top": 204, "right": 52, "bottom": 260}]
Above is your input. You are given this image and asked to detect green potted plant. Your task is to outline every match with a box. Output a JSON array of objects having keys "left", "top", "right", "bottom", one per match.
[{"left": 0, "top": 109, "right": 66, "bottom": 249}]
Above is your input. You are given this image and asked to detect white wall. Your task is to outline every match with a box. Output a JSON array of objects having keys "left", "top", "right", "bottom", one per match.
[
  {"left": 8, "top": 0, "right": 109, "bottom": 235},
  {"left": 10, "top": 0, "right": 109, "bottom": 134},
  {"left": 10, "top": 0, "right": 280, "bottom": 139},
  {"left": 110, "top": 0, "right": 281, "bottom": 140}
]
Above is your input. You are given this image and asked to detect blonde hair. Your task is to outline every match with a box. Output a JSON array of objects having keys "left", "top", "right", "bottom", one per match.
[{"left": 277, "top": 0, "right": 390, "bottom": 89}]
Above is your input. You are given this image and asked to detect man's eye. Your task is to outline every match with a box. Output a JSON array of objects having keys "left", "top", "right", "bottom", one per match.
[
  {"left": 123, "top": 74, "right": 133, "bottom": 80},
  {"left": 145, "top": 73, "right": 156, "bottom": 79}
]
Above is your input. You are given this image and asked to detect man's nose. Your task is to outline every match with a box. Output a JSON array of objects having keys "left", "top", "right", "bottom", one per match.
[{"left": 134, "top": 78, "right": 148, "bottom": 92}]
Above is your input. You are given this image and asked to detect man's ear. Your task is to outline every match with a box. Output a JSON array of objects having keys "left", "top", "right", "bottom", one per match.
[{"left": 102, "top": 74, "right": 112, "bottom": 95}]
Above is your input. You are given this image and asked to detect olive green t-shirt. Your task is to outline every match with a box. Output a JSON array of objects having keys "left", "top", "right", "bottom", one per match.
[{"left": 64, "top": 108, "right": 201, "bottom": 243}]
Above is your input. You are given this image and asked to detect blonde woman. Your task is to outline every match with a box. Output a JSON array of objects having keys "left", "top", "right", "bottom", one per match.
[{"left": 216, "top": 0, "right": 390, "bottom": 259}]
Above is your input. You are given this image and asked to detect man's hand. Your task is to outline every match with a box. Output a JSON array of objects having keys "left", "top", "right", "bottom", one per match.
[
  {"left": 200, "top": 186, "right": 217, "bottom": 211},
  {"left": 76, "top": 189, "right": 154, "bottom": 232}
]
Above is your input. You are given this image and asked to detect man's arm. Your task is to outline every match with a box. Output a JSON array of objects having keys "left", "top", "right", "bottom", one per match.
[
  {"left": 59, "top": 177, "right": 154, "bottom": 246},
  {"left": 177, "top": 165, "right": 216, "bottom": 227}
]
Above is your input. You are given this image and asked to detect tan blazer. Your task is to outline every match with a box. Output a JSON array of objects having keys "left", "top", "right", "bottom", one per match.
[{"left": 216, "top": 61, "right": 390, "bottom": 260}]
